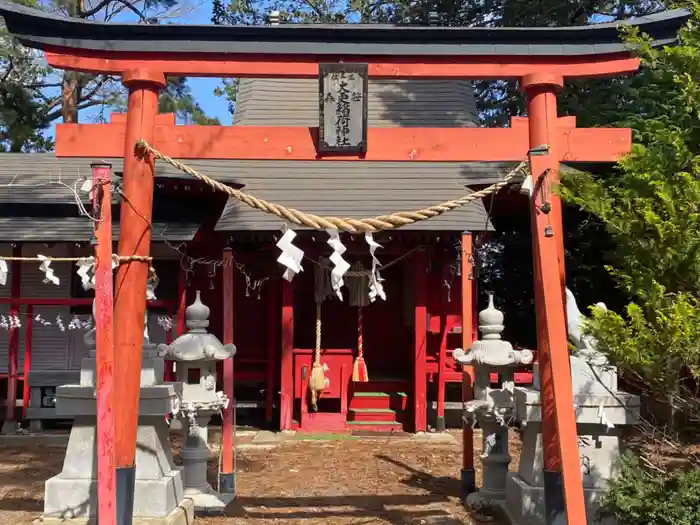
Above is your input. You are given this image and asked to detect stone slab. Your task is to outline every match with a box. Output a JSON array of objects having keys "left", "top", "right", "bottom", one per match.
[
  {"left": 188, "top": 491, "right": 234, "bottom": 516},
  {"left": 514, "top": 387, "right": 640, "bottom": 426},
  {"left": 27, "top": 370, "right": 81, "bottom": 387},
  {"left": 37, "top": 497, "right": 195, "bottom": 525},
  {"left": 505, "top": 473, "right": 614, "bottom": 525},
  {"left": 44, "top": 471, "right": 185, "bottom": 519},
  {"left": 55, "top": 385, "right": 177, "bottom": 417},
  {"left": 412, "top": 432, "right": 458, "bottom": 444},
  {"left": 515, "top": 422, "right": 624, "bottom": 488},
  {"left": 533, "top": 356, "right": 618, "bottom": 395}
]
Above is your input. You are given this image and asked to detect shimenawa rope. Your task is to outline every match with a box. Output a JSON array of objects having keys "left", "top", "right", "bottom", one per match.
[{"left": 135, "top": 140, "right": 528, "bottom": 234}]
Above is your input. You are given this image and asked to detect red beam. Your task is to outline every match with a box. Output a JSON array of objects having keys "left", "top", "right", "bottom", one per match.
[
  {"left": 55, "top": 122, "right": 631, "bottom": 163},
  {"left": 44, "top": 49, "right": 640, "bottom": 79},
  {"left": 221, "top": 248, "right": 235, "bottom": 483},
  {"left": 93, "top": 162, "right": 117, "bottom": 525},
  {"left": 413, "top": 251, "right": 428, "bottom": 433}
]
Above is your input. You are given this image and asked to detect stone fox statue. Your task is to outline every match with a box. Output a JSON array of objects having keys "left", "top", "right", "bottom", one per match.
[{"left": 565, "top": 287, "right": 607, "bottom": 354}]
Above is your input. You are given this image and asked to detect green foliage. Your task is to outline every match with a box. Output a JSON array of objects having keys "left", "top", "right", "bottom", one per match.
[
  {"left": 560, "top": 1, "right": 700, "bottom": 395},
  {"left": 559, "top": 5, "right": 700, "bottom": 522},
  {"left": 600, "top": 454, "right": 700, "bottom": 525}
]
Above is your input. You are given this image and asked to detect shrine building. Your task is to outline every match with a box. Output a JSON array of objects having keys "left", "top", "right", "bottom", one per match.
[{"left": 0, "top": 76, "right": 529, "bottom": 433}]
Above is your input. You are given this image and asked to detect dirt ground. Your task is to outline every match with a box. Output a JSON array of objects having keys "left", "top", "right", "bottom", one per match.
[{"left": 0, "top": 429, "right": 521, "bottom": 525}]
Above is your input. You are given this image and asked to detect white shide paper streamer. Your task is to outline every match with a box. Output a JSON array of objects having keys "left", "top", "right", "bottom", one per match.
[
  {"left": 365, "top": 233, "right": 386, "bottom": 302},
  {"left": 276, "top": 229, "right": 304, "bottom": 282},
  {"left": 326, "top": 229, "right": 350, "bottom": 301},
  {"left": 37, "top": 254, "right": 60, "bottom": 286}
]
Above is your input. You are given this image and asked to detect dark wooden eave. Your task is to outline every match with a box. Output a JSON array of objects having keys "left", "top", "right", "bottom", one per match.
[{"left": 0, "top": 1, "right": 689, "bottom": 57}]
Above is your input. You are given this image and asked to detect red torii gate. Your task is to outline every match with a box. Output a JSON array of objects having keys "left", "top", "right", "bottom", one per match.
[{"left": 0, "top": 2, "right": 689, "bottom": 525}]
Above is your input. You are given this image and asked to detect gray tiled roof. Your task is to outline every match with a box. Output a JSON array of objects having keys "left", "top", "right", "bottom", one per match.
[
  {"left": 0, "top": 216, "right": 199, "bottom": 242},
  {"left": 218, "top": 78, "right": 511, "bottom": 232},
  {"left": 0, "top": 154, "right": 242, "bottom": 204}
]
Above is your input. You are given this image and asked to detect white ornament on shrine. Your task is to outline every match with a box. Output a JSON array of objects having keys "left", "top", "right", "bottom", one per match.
[
  {"left": 276, "top": 228, "right": 304, "bottom": 282},
  {"left": 326, "top": 229, "right": 349, "bottom": 300}
]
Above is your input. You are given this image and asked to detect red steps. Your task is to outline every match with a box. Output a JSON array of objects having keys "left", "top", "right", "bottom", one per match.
[
  {"left": 348, "top": 408, "right": 402, "bottom": 422},
  {"left": 347, "top": 383, "right": 408, "bottom": 431}
]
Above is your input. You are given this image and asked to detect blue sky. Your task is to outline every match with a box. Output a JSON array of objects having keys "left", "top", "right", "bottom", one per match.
[{"left": 178, "top": 0, "right": 234, "bottom": 125}]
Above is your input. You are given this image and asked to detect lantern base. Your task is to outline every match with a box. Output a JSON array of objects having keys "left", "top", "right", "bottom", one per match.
[{"left": 185, "top": 487, "right": 234, "bottom": 515}]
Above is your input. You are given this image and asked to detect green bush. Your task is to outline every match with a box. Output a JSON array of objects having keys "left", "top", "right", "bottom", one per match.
[{"left": 599, "top": 455, "right": 700, "bottom": 525}]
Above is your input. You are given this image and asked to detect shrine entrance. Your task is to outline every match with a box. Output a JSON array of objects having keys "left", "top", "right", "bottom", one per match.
[{"left": 1, "top": 1, "right": 687, "bottom": 524}]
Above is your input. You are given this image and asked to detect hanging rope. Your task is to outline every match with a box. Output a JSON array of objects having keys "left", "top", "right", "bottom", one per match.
[
  {"left": 354, "top": 307, "right": 367, "bottom": 382},
  {"left": 309, "top": 261, "right": 332, "bottom": 411},
  {"left": 135, "top": 141, "right": 528, "bottom": 234},
  {"left": 348, "top": 261, "right": 370, "bottom": 382}
]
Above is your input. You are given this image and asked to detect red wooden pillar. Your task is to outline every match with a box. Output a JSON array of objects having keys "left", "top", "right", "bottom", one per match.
[
  {"left": 279, "top": 279, "right": 294, "bottom": 431},
  {"left": 435, "top": 259, "right": 450, "bottom": 432},
  {"left": 22, "top": 305, "right": 32, "bottom": 419},
  {"left": 522, "top": 73, "right": 586, "bottom": 525},
  {"left": 92, "top": 162, "right": 117, "bottom": 525},
  {"left": 413, "top": 251, "right": 428, "bottom": 433},
  {"left": 2, "top": 245, "right": 21, "bottom": 434},
  {"left": 266, "top": 278, "right": 277, "bottom": 424},
  {"left": 220, "top": 247, "right": 235, "bottom": 494},
  {"left": 112, "top": 68, "right": 165, "bottom": 525},
  {"left": 460, "top": 232, "right": 476, "bottom": 497},
  {"left": 176, "top": 265, "right": 187, "bottom": 336}
]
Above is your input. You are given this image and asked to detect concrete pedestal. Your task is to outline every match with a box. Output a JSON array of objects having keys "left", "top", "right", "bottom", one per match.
[
  {"left": 505, "top": 386, "right": 640, "bottom": 525},
  {"left": 43, "top": 344, "right": 190, "bottom": 524}
]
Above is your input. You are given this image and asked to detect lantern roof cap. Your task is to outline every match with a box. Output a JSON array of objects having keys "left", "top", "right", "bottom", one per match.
[{"left": 157, "top": 291, "right": 236, "bottom": 362}]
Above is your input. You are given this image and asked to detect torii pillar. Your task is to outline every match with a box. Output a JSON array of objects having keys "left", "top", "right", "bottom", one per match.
[
  {"left": 112, "top": 68, "right": 166, "bottom": 525},
  {"left": 522, "top": 73, "right": 586, "bottom": 524}
]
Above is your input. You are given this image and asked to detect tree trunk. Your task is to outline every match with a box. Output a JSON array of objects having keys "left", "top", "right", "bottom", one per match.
[{"left": 61, "top": 71, "right": 79, "bottom": 123}]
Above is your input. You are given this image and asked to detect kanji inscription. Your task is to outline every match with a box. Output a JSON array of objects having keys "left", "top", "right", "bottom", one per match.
[{"left": 318, "top": 64, "right": 368, "bottom": 154}]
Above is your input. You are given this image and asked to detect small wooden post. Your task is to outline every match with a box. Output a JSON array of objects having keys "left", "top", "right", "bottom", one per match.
[
  {"left": 176, "top": 265, "right": 187, "bottom": 336},
  {"left": 522, "top": 72, "right": 585, "bottom": 525},
  {"left": 435, "top": 260, "right": 449, "bottom": 432},
  {"left": 92, "top": 162, "right": 117, "bottom": 525},
  {"left": 112, "top": 68, "right": 165, "bottom": 525},
  {"left": 280, "top": 280, "right": 294, "bottom": 431},
  {"left": 413, "top": 251, "right": 428, "bottom": 433},
  {"left": 266, "top": 278, "right": 277, "bottom": 424},
  {"left": 460, "top": 232, "right": 476, "bottom": 498},
  {"left": 21, "top": 305, "right": 33, "bottom": 419},
  {"left": 2, "top": 245, "right": 22, "bottom": 434},
  {"left": 220, "top": 247, "right": 235, "bottom": 495}
]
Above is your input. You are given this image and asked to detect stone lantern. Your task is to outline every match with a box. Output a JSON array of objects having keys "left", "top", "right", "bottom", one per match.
[
  {"left": 453, "top": 293, "right": 533, "bottom": 509},
  {"left": 158, "top": 291, "right": 236, "bottom": 514}
]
